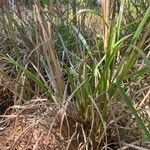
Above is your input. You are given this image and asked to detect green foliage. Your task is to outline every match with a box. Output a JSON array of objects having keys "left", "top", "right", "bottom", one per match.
[{"left": 40, "top": 0, "right": 49, "bottom": 5}]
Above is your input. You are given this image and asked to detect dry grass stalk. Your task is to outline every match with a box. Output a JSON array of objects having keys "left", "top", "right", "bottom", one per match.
[
  {"left": 0, "top": 0, "right": 4, "bottom": 8},
  {"left": 101, "top": 0, "right": 110, "bottom": 51},
  {"left": 34, "top": 1, "right": 65, "bottom": 97}
]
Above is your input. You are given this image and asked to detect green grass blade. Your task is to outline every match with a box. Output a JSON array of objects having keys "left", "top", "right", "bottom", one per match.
[
  {"left": 116, "top": 0, "right": 125, "bottom": 40},
  {"left": 71, "top": 25, "right": 90, "bottom": 50},
  {"left": 115, "top": 82, "right": 150, "bottom": 141},
  {"left": 131, "top": 6, "right": 150, "bottom": 42},
  {"left": 1, "top": 55, "right": 52, "bottom": 95}
]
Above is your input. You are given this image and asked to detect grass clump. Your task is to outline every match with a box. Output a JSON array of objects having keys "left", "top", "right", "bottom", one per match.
[{"left": 0, "top": 0, "right": 150, "bottom": 149}]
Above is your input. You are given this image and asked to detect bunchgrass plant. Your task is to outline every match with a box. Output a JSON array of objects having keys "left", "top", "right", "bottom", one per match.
[{"left": 0, "top": 0, "right": 149, "bottom": 149}]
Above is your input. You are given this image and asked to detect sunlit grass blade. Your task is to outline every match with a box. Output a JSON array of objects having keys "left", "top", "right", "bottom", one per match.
[
  {"left": 114, "top": 8, "right": 150, "bottom": 82},
  {"left": 139, "top": 51, "right": 150, "bottom": 71}
]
